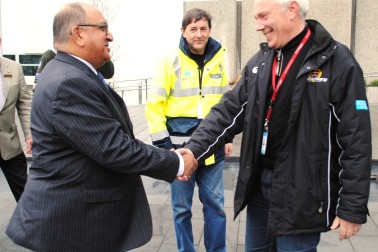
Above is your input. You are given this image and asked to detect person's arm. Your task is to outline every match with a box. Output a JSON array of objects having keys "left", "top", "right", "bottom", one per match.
[
  {"left": 220, "top": 57, "right": 233, "bottom": 158},
  {"left": 185, "top": 64, "right": 250, "bottom": 161},
  {"left": 224, "top": 143, "right": 233, "bottom": 157},
  {"left": 145, "top": 56, "right": 174, "bottom": 149},
  {"left": 52, "top": 75, "right": 180, "bottom": 182},
  {"left": 25, "top": 138, "right": 32, "bottom": 155},
  {"left": 15, "top": 63, "right": 32, "bottom": 151},
  {"left": 329, "top": 48, "right": 371, "bottom": 237}
]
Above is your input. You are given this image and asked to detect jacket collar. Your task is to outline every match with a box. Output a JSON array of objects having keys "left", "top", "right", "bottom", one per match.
[
  {"left": 54, "top": 51, "right": 95, "bottom": 78},
  {"left": 0, "top": 57, "right": 13, "bottom": 77},
  {"left": 259, "top": 19, "right": 335, "bottom": 54},
  {"left": 179, "top": 35, "right": 222, "bottom": 63},
  {"left": 54, "top": 52, "right": 135, "bottom": 138},
  {"left": 0, "top": 57, "right": 14, "bottom": 97},
  {"left": 307, "top": 20, "right": 333, "bottom": 49}
]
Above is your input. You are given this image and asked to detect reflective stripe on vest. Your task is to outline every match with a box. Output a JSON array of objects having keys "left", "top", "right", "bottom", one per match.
[
  {"left": 170, "top": 136, "right": 191, "bottom": 145},
  {"left": 150, "top": 129, "right": 170, "bottom": 142}
]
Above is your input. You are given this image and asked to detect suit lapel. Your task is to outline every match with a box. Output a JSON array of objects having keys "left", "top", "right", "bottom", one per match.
[
  {"left": 91, "top": 72, "right": 135, "bottom": 139},
  {"left": 111, "top": 89, "right": 135, "bottom": 138},
  {"left": 55, "top": 52, "right": 135, "bottom": 139}
]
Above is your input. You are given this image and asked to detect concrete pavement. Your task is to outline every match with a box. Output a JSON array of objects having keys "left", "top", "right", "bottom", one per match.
[{"left": 1, "top": 104, "right": 377, "bottom": 251}]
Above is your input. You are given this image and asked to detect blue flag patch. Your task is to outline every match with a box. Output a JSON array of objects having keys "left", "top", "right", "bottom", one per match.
[{"left": 355, "top": 100, "right": 368, "bottom": 110}]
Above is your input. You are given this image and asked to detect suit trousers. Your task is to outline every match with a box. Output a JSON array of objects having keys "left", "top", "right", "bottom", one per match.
[{"left": 0, "top": 152, "right": 27, "bottom": 201}]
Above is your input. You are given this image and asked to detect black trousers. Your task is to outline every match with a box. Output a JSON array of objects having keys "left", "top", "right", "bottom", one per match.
[{"left": 0, "top": 152, "right": 27, "bottom": 202}]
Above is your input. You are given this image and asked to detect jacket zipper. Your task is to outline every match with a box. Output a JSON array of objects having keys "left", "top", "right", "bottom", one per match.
[{"left": 198, "top": 67, "right": 204, "bottom": 96}]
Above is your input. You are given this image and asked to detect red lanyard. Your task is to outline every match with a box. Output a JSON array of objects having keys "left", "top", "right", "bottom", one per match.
[{"left": 264, "top": 28, "right": 311, "bottom": 125}]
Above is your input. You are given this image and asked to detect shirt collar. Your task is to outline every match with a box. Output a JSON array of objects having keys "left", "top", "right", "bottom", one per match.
[{"left": 69, "top": 54, "right": 97, "bottom": 74}]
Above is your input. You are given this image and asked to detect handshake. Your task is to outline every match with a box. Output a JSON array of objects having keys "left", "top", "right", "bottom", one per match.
[{"left": 175, "top": 148, "right": 198, "bottom": 181}]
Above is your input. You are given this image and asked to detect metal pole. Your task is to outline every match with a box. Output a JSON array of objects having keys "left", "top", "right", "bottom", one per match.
[
  {"left": 145, "top": 79, "right": 148, "bottom": 100},
  {"left": 138, "top": 81, "right": 142, "bottom": 105},
  {"left": 350, "top": 0, "right": 357, "bottom": 55},
  {"left": 0, "top": 0, "right": 3, "bottom": 56}
]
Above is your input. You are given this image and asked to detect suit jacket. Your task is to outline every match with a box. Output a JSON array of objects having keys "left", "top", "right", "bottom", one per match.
[
  {"left": 0, "top": 57, "right": 32, "bottom": 160},
  {"left": 6, "top": 52, "right": 180, "bottom": 251}
]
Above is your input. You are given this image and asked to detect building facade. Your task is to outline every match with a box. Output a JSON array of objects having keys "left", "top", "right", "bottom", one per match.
[{"left": 184, "top": 0, "right": 378, "bottom": 84}]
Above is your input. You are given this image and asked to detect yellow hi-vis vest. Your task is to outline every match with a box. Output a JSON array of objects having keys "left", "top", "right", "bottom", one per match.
[{"left": 145, "top": 46, "right": 229, "bottom": 165}]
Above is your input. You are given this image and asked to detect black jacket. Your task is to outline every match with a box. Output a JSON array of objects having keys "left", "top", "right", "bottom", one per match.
[{"left": 186, "top": 20, "right": 371, "bottom": 235}]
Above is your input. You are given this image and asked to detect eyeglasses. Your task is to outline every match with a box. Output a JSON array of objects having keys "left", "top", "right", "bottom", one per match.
[{"left": 77, "top": 23, "right": 109, "bottom": 34}]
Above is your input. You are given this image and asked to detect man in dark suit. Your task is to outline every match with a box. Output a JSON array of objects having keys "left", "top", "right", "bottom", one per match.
[
  {"left": 0, "top": 38, "right": 32, "bottom": 202},
  {"left": 6, "top": 3, "right": 197, "bottom": 251}
]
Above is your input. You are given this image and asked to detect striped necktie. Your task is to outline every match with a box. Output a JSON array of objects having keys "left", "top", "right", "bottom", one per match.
[{"left": 97, "top": 72, "right": 109, "bottom": 90}]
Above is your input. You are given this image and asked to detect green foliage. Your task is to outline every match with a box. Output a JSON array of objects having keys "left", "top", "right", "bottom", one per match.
[{"left": 369, "top": 79, "right": 378, "bottom": 86}]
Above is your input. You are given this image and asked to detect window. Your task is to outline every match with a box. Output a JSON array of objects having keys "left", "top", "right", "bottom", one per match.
[
  {"left": 3, "top": 54, "right": 15, "bottom": 61},
  {"left": 22, "top": 65, "right": 39, "bottom": 76},
  {"left": 19, "top": 55, "right": 42, "bottom": 64},
  {"left": 3, "top": 54, "right": 42, "bottom": 77},
  {"left": 19, "top": 54, "right": 42, "bottom": 76},
  {"left": 3, "top": 53, "right": 43, "bottom": 87}
]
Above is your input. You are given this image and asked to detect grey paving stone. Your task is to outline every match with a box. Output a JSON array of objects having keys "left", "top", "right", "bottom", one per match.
[
  {"left": 318, "top": 230, "right": 354, "bottom": 252},
  {"left": 129, "top": 235, "right": 164, "bottom": 252},
  {"left": 370, "top": 212, "right": 378, "bottom": 227},
  {"left": 226, "top": 227, "right": 240, "bottom": 252},
  {"left": 156, "top": 243, "right": 179, "bottom": 252},
  {"left": 147, "top": 195, "right": 170, "bottom": 205},
  {"left": 162, "top": 223, "right": 178, "bottom": 245},
  {"left": 152, "top": 220, "right": 172, "bottom": 237},
  {"left": 236, "top": 244, "right": 245, "bottom": 251},
  {"left": 350, "top": 235, "right": 378, "bottom": 252},
  {"left": 2, "top": 104, "right": 378, "bottom": 252}
]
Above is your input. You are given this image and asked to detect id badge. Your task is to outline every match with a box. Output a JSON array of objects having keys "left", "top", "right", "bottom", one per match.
[{"left": 260, "top": 131, "right": 268, "bottom": 155}]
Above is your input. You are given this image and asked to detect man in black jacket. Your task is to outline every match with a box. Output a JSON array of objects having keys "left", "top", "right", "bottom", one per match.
[{"left": 185, "top": 0, "right": 371, "bottom": 251}]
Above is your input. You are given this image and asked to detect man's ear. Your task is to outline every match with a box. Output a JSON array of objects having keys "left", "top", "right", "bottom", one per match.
[
  {"left": 288, "top": 1, "right": 300, "bottom": 19},
  {"left": 70, "top": 26, "right": 85, "bottom": 47}
]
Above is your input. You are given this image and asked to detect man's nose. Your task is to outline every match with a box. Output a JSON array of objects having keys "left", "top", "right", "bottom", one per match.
[
  {"left": 107, "top": 31, "right": 114, "bottom": 41},
  {"left": 255, "top": 21, "right": 264, "bottom": 31}
]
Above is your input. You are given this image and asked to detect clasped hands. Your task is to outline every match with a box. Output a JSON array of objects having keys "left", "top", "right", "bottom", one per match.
[{"left": 175, "top": 148, "right": 198, "bottom": 181}]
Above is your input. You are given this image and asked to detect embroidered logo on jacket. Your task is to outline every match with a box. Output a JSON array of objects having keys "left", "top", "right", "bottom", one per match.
[
  {"left": 182, "top": 71, "right": 197, "bottom": 82},
  {"left": 307, "top": 69, "right": 328, "bottom": 83},
  {"left": 209, "top": 73, "right": 221, "bottom": 79}
]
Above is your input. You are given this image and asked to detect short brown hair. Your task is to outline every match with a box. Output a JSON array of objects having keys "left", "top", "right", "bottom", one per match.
[{"left": 182, "top": 8, "right": 212, "bottom": 30}]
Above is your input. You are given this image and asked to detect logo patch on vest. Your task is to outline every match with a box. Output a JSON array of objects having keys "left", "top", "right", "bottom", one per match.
[
  {"left": 307, "top": 69, "right": 328, "bottom": 83},
  {"left": 209, "top": 73, "right": 221, "bottom": 79}
]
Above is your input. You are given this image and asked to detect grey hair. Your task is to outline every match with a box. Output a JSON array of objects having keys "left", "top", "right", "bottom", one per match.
[
  {"left": 53, "top": 3, "right": 86, "bottom": 46},
  {"left": 276, "top": 0, "right": 309, "bottom": 18}
]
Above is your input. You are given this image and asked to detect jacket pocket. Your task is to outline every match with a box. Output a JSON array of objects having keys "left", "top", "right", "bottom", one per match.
[{"left": 82, "top": 187, "right": 123, "bottom": 203}]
